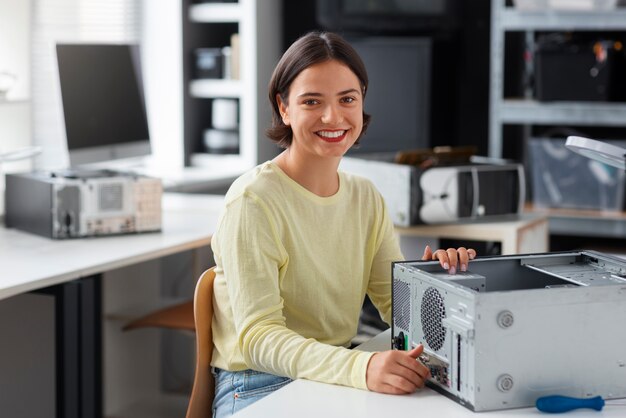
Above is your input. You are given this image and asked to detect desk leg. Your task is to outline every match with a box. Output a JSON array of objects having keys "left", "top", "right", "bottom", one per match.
[{"left": 39, "top": 275, "right": 102, "bottom": 418}]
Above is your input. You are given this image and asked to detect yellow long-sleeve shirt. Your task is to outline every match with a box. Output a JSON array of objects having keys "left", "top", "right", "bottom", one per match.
[{"left": 210, "top": 161, "right": 404, "bottom": 390}]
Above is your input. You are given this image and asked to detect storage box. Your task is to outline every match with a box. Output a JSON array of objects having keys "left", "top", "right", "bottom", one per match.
[
  {"left": 528, "top": 138, "right": 626, "bottom": 211},
  {"left": 340, "top": 156, "right": 524, "bottom": 226}
]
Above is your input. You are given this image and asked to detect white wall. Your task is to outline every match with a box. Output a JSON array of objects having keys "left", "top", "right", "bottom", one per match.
[
  {"left": 140, "top": 0, "right": 184, "bottom": 169},
  {"left": 0, "top": 0, "right": 31, "bottom": 101},
  {"left": 0, "top": 0, "right": 33, "bottom": 215}
]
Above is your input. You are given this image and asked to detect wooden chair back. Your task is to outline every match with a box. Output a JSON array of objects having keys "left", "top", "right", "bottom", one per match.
[{"left": 186, "top": 267, "right": 216, "bottom": 418}]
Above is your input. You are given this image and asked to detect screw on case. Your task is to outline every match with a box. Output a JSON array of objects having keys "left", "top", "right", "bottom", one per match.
[
  {"left": 497, "top": 310, "right": 514, "bottom": 328},
  {"left": 496, "top": 374, "right": 514, "bottom": 392}
]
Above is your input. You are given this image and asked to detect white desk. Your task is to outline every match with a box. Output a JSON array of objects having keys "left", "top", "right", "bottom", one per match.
[
  {"left": 396, "top": 215, "right": 549, "bottom": 256},
  {"left": 0, "top": 193, "right": 225, "bottom": 418},
  {"left": 235, "top": 329, "right": 624, "bottom": 418},
  {"left": 0, "top": 193, "right": 224, "bottom": 300}
]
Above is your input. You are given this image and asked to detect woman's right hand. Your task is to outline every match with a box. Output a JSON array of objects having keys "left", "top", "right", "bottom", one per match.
[
  {"left": 365, "top": 345, "right": 431, "bottom": 394},
  {"left": 422, "top": 245, "right": 476, "bottom": 275}
]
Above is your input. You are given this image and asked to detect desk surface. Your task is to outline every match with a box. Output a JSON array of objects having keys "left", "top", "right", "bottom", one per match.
[
  {"left": 0, "top": 193, "right": 224, "bottom": 301},
  {"left": 235, "top": 329, "right": 625, "bottom": 418}
]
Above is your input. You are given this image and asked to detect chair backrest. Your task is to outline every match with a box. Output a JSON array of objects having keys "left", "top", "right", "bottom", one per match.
[{"left": 186, "top": 267, "right": 216, "bottom": 418}]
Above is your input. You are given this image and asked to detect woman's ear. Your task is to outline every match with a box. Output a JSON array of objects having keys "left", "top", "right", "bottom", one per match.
[{"left": 276, "top": 94, "right": 290, "bottom": 125}]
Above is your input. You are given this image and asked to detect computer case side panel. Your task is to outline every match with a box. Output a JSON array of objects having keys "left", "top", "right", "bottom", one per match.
[{"left": 5, "top": 173, "right": 54, "bottom": 238}]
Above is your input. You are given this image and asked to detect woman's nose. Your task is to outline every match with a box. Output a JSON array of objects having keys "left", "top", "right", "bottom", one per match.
[{"left": 321, "top": 103, "right": 343, "bottom": 124}]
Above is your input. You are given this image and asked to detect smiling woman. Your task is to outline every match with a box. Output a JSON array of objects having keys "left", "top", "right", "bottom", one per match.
[
  {"left": 275, "top": 60, "right": 364, "bottom": 184},
  {"left": 208, "top": 31, "right": 475, "bottom": 418}
]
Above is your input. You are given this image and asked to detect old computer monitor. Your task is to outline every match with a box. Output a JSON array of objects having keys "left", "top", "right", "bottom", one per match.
[{"left": 56, "top": 43, "right": 150, "bottom": 168}]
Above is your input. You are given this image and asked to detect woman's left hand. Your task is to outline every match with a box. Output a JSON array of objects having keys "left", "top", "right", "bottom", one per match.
[{"left": 422, "top": 245, "right": 476, "bottom": 275}]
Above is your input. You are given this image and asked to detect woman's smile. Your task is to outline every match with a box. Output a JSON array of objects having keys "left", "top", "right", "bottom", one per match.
[{"left": 316, "top": 129, "right": 348, "bottom": 143}]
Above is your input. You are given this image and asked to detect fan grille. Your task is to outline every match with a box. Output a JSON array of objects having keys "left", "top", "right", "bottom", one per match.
[
  {"left": 393, "top": 279, "right": 411, "bottom": 331},
  {"left": 421, "top": 287, "right": 446, "bottom": 351}
]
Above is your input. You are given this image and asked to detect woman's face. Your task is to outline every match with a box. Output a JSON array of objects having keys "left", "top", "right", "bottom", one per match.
[{"left": 277, "top": 59, "right": 363, "bottom": 160}]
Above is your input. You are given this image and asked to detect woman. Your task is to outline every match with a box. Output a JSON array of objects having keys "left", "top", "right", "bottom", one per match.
[{"left": 210, "top": 31, "right": 475, "bottom": 417}]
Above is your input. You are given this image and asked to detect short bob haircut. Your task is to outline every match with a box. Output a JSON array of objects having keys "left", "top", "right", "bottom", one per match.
[{"left": 266, "top": 31, "right": 371, "bottom": 149}]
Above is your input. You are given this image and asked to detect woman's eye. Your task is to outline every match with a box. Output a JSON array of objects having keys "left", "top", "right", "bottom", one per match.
[
  {"left": 303, "top": 99, "right": 319, "bottom": 105},
  {"left": 342, "top": 97, "right": 356, "bottom": 104}
]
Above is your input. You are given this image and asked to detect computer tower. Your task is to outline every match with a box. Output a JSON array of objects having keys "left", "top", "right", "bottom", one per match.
[{"left": 392, "top": 251, "right": 626, "bottom": 411}]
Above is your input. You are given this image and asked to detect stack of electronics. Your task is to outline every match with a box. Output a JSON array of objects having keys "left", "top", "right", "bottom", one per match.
[
  {"left": 391, "top": 250, "right": 626, "bottom": 411},
  {"left": 340, "top": 147, "right": 525, "bottom": 226}
]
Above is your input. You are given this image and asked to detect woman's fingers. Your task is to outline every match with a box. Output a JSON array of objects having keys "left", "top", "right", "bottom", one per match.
[
  {"left": 422, "top": 245, "right": 433, "bottom": 261},
  {"left": 366, "top": 349, "right": 431, "bottom": 394},
  {"left": 428, "top": 247, "right": 478, "bottom": 274}
]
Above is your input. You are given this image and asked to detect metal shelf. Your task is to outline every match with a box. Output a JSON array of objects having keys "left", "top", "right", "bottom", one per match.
[
  {"left": 489, "top": 0, "right": 626, "bottom": 158},
  {"left": 189, "top": 79, "right": 242, "bottom": 99},
  {"left": 188, "top": 3, "right": 241, "bottom": 23},
  {"left": 499, "top": 99, "right": 626, "bottom": 126},
  {"left": 526, "top": 206, "right": 626, "bottom": 238},
  {"left": 501, "top": 7, "right": 626, "bottom": 30}
]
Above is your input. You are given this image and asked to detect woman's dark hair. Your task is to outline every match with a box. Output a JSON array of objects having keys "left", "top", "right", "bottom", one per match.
[{"left": 266, "top": 31, "right": 371, "bottom": 148}]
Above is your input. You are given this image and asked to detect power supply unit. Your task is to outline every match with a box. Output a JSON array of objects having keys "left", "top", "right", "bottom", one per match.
[{"left": 391, "top": 251, "right": 626, "bottom": 411}]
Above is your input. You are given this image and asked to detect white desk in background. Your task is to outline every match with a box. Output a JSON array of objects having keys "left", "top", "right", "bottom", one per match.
[
  {"left": 234, "top": 329, "right": 624, "bottom": 418},
  {"left": 0, "top": 193, "right": 224, "bottom": 418},
  {"left": 396, "top": 214, "right": 549, "bottom": 256}
]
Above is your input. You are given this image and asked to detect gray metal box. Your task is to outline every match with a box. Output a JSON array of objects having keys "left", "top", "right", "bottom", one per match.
[
  {"left": 5, "top": 170, "right": 162, "bottom": 239},
  {"left": 392, "top": 251, "right": 626, "bottom": 411}
]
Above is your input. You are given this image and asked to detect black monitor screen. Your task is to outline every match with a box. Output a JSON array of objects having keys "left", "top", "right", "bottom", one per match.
[
  {"left": 347, "top": 37, "right": 431, "bottom": 155},
  {"left": 56, "top": 44, "right": 150, "bottom": 164}
]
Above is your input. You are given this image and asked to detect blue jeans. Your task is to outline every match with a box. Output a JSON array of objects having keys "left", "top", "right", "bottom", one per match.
[{"left": 212, "top": 368, "right": 292, "bottom": 418}]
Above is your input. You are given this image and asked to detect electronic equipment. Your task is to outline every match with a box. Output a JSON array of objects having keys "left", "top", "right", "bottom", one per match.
[
  {"left": 391, "top": 251, "right": 626, "bottom": 412},
  {"left": 534, "top": 34, "right": 626, "bottom": 102},
  {"left": 5, "top": 170, "right": 162, "bottom": 239},
  {"left": 340, "top": 156, "right": 524, "bottom": 226},
  {"left": 56, "top": 44, "right": 151, "bottom": 167}
]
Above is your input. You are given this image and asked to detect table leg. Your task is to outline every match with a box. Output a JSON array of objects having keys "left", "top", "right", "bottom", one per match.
[{"left": 38, "top": 275, "right": 102, "bottom": 418}]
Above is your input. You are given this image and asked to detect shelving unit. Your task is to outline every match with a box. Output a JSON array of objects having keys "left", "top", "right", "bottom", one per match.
[
  {"left": 489, "top": 0, "right": 626, "bottom": 242},
  {"left": 182, "top": 0, "right": 282, "bottom": 171},
  {"left": 488, "top": 0, "right": 626, "bottom": 158}
]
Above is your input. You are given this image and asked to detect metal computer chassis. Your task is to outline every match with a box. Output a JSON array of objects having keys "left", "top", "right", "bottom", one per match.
[{"left": 391, "top": 251, "right": 626, "bottom": 411}]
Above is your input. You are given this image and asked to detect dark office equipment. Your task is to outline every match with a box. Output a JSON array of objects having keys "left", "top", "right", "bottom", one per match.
[
  {"left": 56, "top": 44, "right": 151, "bottom": 166},
  {"left": 345, "top": 37, "right": 432, "bottom": 155},
  {"left": 534, "top": 35, "right": 626, "bottom": 102}
]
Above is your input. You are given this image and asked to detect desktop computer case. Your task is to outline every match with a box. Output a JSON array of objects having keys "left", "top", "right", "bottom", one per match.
[
  {"left": 391, "top": 251, "right": 626, "bottom": 411},
  {"left": 5, "top": 171, "right": 162, "bottom": 239},
  {"left": 340, "top": 157, "right": 524, "bottom": 227}
]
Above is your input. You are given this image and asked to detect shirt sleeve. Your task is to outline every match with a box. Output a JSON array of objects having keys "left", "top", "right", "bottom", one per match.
[
  {"left": 366, "top": 194, "right": 405, "bottom": 326},
  {"left": 214, "top": 191, "right": 376, "bottom": 390}
]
